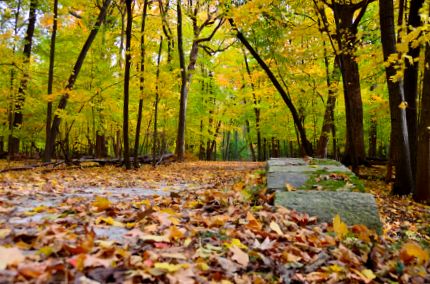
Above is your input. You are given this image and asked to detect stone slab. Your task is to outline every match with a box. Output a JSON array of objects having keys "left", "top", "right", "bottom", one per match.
[
  {"left": 267, "top": 158, "right": 307, "bottom": 167},
  {"left": 275, "top": 190, "right": 382, "bottom": 233},
  {"left": 268, "top": 164, "right": 350, "bottom": 173},
  {"left": 267, "top": 171, "right": 312, "bottom": 188}
]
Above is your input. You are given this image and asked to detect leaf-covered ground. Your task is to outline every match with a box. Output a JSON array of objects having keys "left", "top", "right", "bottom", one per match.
[{"left": 0, "top": 162, "right": 429, "bottom": 283}]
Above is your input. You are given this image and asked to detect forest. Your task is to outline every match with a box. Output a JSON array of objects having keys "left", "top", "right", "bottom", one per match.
[
  {"left": 0, "top": 0, "right": 430, "bottom": 283},
  {"left": 1, "top": 0, "right": 430, "bottom": 199}
]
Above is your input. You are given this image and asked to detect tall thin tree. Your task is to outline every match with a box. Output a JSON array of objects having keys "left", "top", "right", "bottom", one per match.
[
  {"left": 134, "top": 0, "right": 149, "bottom": 168},
  {"left": 379, "top": 0, "right": 414, "bottom": 195},
  {"left": 9, "top": 0, "right": 37, "bottom": 158},
  {"left": 44, "top": 0, "right": 58, "bottom": 162},
  {"left": 123, "top": 0, "right": 133, "bottom": 169}
]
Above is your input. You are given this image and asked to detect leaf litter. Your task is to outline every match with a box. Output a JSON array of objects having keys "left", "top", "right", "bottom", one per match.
[{"left": 0, "top": 162, "right": 428, "bottom": 283}]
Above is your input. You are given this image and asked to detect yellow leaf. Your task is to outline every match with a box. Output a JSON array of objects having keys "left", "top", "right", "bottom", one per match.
[
  {"left": 269, "top": 221, "right": 283, "bottom": 235},
  {"left": 0, "top": 229, "right": 11, "bottom": 239},
  {"left": 153, "top": 262, "right": 188, "bottom": 273},
  {"left": 333, "top": 214, "right": 348, "bottom": 239},
  {"left": 361, "top": 269, "right": 376, "bottom": 282},
  {"left": 398, "top": 101, "right": 408, "bottom": 109},
  {"left": 168, "top": 226, "right": 184, "bottom": 240},
  {"left": 37, "top": 246, "right": 54, "bottom": 257},
  {"left": 225, "top": 238, "right": 247, "bottom": 249},
  {"left": 400, "top": 242, "right": 430, "bottom": 264},
  {"left": 97, "top": 217, "right": 124, "bottom": 227},
  {"left": 92, "top": 196, "right": 111, "bottom": 211}
]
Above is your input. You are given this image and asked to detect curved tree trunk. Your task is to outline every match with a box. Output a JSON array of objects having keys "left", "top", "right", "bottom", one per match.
[
  {"left": 45, "top": 0, "right": 112, "bottom": 162},
  {"left": 230, "top": 19, "right": 313, "bottom": 156}
]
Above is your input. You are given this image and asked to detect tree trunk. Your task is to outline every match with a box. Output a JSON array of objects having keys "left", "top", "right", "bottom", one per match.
[
  {"left": 175, "top": 0, "right": 187, "bottom": 161},
  {"left": 243, "top": 50, "right": 262, "bottom": 161},
  {"left": 317, "top": 56, "right": 340, "bottom": 158},
  {"left": 9, "top": 0, "right": 37, "bottom": 158},
  {"left": 123, "top": 0, "right": 132, "bottom": 169},
  {"left": 46, "top": 0, "right": 112, "bottom": 162},
  {"left": 134, "top": 0, "right": 148, "bottom": 168},
  {"left": 368, "top": 117, "right": 377, "bottom": 158},
  {"left": 44, "top": 0, "right": 58, "bottom": 162},
  {"left": 231, "top": 19, "right": 313, "bottom": 156},
  {"left": 414, "top": 35, "right": 430, "bottom": 203},
  {"left": 245, "top": 119, "right": 256, "bottom": 161},
  {"left": 404, "top": 0, "right": 424, "bottom": 177},
  {"left": 331, "top": 5, "right": 367, "bottom": 172},
  {"left": 379, "top": 0, "right": 414, "bottom": 195},
  {"left": 152, "top": 37, "right": 163, "bottom": 167}
]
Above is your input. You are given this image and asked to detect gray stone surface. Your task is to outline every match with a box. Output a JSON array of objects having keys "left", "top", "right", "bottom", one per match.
[
  {"left": 267, "top": 171, "right": 311, "bottom": 188},
  {"left": 275, "top": 190, "right": 382, "bottom": 232},
  {"left": 267, "top": 159, "right": 354, "bottom": 190}
]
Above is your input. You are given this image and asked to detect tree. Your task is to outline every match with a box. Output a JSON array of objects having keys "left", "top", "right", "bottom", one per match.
[
  {"left": 45, "top": 0, "right": 112, "bottom": 162},
  {"left": 403, "top": 0, "right": 424, "bottom": 176},
  {"left": 229, "top": 18, "right": 314, "bottom": 156},
  {"left": 44, "top": 0, "right": 58, "bottom": 162},
  {"left": 9, "top": 0, "right": 37, "bottom": 158},
  {"left": 175, "top": 0, "right": 225, "bottom": 161},
  {"left": 133, "top": 0, "right": 149, "bottom": 168},
  {"left": 316, "top": 56, "right": 340, "bottom": 158},
  {"left": 123, "top": 0, "right": 133, "bottom": 169},
  {"left": 414, "top": 12, "right": 430, "bottom": 203},
  {"left": 315, "top": 0, "right": 373, "bottom": 172},
  {"left": 379, "top": 0, "right": 414, "bottom": 195}
]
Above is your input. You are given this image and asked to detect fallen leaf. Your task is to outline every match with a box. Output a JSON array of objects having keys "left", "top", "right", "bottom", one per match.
[
  {"left": 229, "top": 246, "right": 249, "bottom": 267},
  {"left": 246, "top": 212, "right": 262, "bottom": 230},
  {"left": 400, "top": 242, "right": 430, "bottom": 264},
  {"left": 0, "top": 228, "right": 11, "bottom": 239},
  {"left": 269, "top": 221, "right": 283, "bottom": 235},
  {"left": 0, "top": 246, "right": 25, "bottom": 269},
  {"left": 333, "top": 214, "right": 348, "bottom": 239},
  {"left": 92, "top": 196, "right": 111, "bottom": 211}
]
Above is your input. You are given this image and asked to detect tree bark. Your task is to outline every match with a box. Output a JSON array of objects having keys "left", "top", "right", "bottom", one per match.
[
  {"left": 9, "top": 0, "right": 37, "bottom": 158},
  {"left": 404, "top": 0, "right": 424, "bottom": 177},
  {"left": 134, "top": 0, "right": 149, "bottom": 168},
  {"left": 175, "top": 4, "right": 224, "bottom": 160},
  {"left": 414, "top": 35, "right": 430, "bottom": 203},
  {"left": 379, "top": 0, "right": 414, "bottom": 195},
  {"left": 152, "top": 37, "right": 163, "bottom": 167},
  {"left": 175, "top": 0, "right": 187, "bottom": 161},
  {"left": 46, "top": 0, "right": 112, "bottom": 162},
  {"left": 44, "top": 0, "right": 58, "bottom": 162},
  {"left": 317, "top": 56, "right": 340, "bottom": 158},
  {"left": 230, "top": 18, "right": 313, "bottom": 156},
  {"left": 330, "top": 4, "right": 368, "bottom": 172},
  {"left": 123, "top": 0, "right": 133, "bottom": 169},
  {"left": 243, "top": 50, "right": 262, "bottom": 161}
]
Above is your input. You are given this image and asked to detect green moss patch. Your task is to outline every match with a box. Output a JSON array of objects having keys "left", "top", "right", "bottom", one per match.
[{"left": 298, "top": 169, "right": 365, "bottom": 192}]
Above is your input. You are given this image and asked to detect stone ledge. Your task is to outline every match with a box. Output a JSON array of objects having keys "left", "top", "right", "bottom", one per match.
[{"left": 275, "top": 190, "right": 382, "bottom": 233}]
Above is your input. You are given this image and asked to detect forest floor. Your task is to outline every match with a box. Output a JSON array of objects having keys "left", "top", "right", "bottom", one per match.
[{"left": 0, "top": 161, "right": 429, "bottom": 283}]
